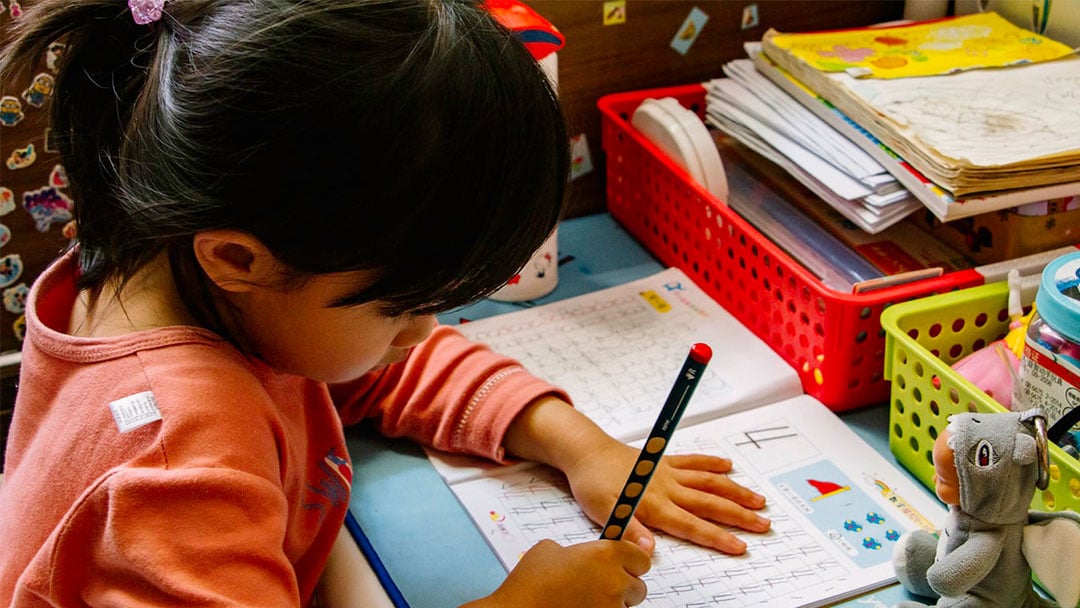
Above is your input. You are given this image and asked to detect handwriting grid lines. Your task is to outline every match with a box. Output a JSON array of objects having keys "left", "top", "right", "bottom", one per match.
[
  {"left": 455, "top": 425, "right": 862, "bottom": 608},
  {"left": 458, "top": 293, "right": 728, "bottom": 439}
]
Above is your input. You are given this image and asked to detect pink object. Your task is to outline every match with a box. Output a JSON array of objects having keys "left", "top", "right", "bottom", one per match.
[
  {"left": 952, "top": 340, "right": 1020, "bottom": 409},
  {"left": 128, "top": 0, "right": 165, "bottom": 25}
]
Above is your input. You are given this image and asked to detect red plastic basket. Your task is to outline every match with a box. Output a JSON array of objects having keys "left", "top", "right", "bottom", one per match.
[{"left": 598, "top": 84, "right": 986, "bottom": 411}]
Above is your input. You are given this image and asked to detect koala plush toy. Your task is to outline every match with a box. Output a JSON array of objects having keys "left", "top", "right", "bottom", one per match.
[{"left": 892, "top": 409, "right": 1080, "bottom": 608}]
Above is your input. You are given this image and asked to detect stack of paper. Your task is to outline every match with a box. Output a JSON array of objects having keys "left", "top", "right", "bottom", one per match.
[
  {"left": 758, "top": 13, "right": 1080, "bottom": 209},
  {"left": 704, "top": 59, "right": 921, "bottom": 233}
]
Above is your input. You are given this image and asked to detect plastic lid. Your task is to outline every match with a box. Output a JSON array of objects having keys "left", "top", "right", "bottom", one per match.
[{"left": 1036, "top": 251, "right": 1080, "bottom": 343}]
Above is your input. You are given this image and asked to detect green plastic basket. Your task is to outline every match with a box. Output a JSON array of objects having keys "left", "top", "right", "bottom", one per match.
[{"left": 882, "top": 281, "right": 1080, "bottom": 514}]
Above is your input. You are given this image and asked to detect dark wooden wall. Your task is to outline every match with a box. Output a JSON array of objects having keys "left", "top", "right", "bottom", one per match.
[{"left": 528, "top": 0, "right": 907, "bottom": 218}]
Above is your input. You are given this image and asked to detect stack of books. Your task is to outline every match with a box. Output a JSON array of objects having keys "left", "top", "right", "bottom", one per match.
[{"left": 707, "top": 11, "right": 1080, "bottom": 223}]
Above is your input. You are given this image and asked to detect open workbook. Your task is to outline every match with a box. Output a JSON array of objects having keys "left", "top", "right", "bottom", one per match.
[{"left": 431, "top": 268, "right": 945, "bottom": 608}]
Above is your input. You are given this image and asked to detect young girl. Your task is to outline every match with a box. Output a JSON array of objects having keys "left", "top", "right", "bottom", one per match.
[{"left": 0, "top": 1, "right": 770, "bottom": 606}]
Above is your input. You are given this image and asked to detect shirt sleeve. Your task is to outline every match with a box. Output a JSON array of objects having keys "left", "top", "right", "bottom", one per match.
[
  {"left": 331, "top": 325, "right": 570, "bottom": 462},
  {"left": 15, "top": 467, "right": 302, "bottom": 607}
]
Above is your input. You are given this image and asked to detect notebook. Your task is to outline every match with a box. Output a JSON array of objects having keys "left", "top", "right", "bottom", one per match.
[{"left": 430, "top": 268, "right": 946, "bottom": 607}]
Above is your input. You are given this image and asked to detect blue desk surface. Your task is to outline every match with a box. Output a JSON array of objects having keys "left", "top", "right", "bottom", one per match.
[{"left": 346, "top": 213, "right": 934, "bottom": 608}]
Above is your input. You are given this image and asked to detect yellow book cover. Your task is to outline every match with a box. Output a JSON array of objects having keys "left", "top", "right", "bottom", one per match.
[{"left": 767, "top": 12, "right": 1075, "bottom": 79}]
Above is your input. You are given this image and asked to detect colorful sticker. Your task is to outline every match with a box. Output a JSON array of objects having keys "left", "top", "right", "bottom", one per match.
[
  {"left": 0, "top": 223, "right": 9, "bottom": 248},
  {"left": 22, "top": 185, "right": 74, "bottom": 232},
  {"left": 22, "top": 72, "right": 55, "bottom": 108},
  {"left": 12, "top": 314, "right": 26, "bottom": 342},
  {"left": 7, "top": 143, "right": 36, "bottom": 169},
  {"left": 3, "top": 282, "right": 27, "bottom": 314},
  {"left": 741, "top": 4, "right": 759, "bottom": 30},
  {"left": 0, "top": 96, "right": 24, "bottom": 127},
  {"left": 670, "top": 6, "right": 708, "bottom": 56},
  {"left": 46, "top": 42, "right": 65, "bottom": 72},
  {"left": 61, "top": 220, "right": 77, "bottom": 239},
  {"left": 8, "top": 0, "right": 21, "bottom": 19},
  {"left": 0, "top": 187, "right": 14, "bottom": 216},
  {"left": 602, "top": 1, "right": 625, "bottom": 26},
  {"left": 569, "top": 133, "right": 593, "bottom": 180},
  {"left": 0, "top": 253, "right": 23, "bottom": 288},
  {"left": 49, "top": 163, "right": 68, "bottom": 188}
]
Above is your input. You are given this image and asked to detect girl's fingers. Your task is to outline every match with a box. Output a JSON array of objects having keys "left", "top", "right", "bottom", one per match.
[
  {"left": 662, "top": 453, "right": 733, "bottom": 474},
  {"left": 671, "top": 468, "right": 767, "bottom": 509}
]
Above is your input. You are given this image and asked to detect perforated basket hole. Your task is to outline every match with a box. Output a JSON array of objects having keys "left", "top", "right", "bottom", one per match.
[
  {"left": 1070, "top": 478, "right": 1080, "bottom": 499},
  {"left": 909, "top": 436, "right": 919, "bottom": 453},
  {"left": 974, "top": 312, "right": 988, "bottom": 327},
  {"left": 913, "top": 361, "right": 923, "bottom": 377},
  {"left": 951, "top": 318, "right": 965, "bottom": 333},
  {"left": 893, "top": 422, "right": 904, "bottom": 438},
  {"left": 1042, "top": 490, "right": 1056, "bottom": 510},
  {"left": 929, "top": 323, "right": 942, "bottom": 338},
  {"left": 928, "top": 425, "right": 938, "bottom": 440},
  {"left": 929, "top": 400, "right": 940, "bottom": 416},
  {"left": 912, "top": 387, "right": 922, "bottom": 403}
]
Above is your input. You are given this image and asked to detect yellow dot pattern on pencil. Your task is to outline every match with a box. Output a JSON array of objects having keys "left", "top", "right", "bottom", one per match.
[
  {"left": 615, "top": 504, "right": 632, "bottom": 519},
  {"left": 603, "top": 525, "right": 623, "bottom": 539},
  {"left": 646, "top": 437, "right": 666, "bottom": 453},
  {"left": 635, "top": 460, "right": 655, "bottom": 476},
  {"left": 625, "top": 482, "right": 644, "bottom": 498}
]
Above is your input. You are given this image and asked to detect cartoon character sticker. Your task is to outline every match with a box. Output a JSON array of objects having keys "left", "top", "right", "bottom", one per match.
[
  {"left": 0, "top": 96, "right": 24, "bottom": 127},
  {"left": 0, "top": 187, "right": 15, "bottom": 216},
  {"left": 49, "top": 164, "right": 69, "bottom": 188},
  {"left": 0, "top": 223, "right": 9, "bottom": 248},
  {"left": 46, "top": 42, "right": 65, "bottom": 72},
  {"left": 0, "top": 253, "right": 24, "bottom": 288},
  {"left": 22, "top": 185, "right": 74, "bottom": 232},
  {"left": 22, "top": 73, "right": 54, "bottom": 108},
  {"left": 12, "top": 314, "right": 26, "bottom": 342},
  {"left": 7, "top": 143, "right": 36, "bottom": 170},
  {"left": 3, "top": 282, "right": 28, "bottom": 315}
]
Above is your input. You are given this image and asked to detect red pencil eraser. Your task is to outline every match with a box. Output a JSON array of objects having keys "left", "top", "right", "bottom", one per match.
[{"left": 689, "top": 343, "right": 712, "bottom": 364}]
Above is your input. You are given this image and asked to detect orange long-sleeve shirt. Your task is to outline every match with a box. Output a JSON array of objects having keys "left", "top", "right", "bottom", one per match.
[{"left": 0, "top": 252, "right": 566, "bottom": 606}]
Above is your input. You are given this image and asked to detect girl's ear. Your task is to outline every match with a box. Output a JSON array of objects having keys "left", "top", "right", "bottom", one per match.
[{"left": 192, "top": 230, "right": 281, "bottom": 293}]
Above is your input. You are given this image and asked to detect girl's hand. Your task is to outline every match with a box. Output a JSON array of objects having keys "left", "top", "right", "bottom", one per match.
[
  {"left": 462, "top": 538, "right": 650, "bottom": 608},
  {"left": 563, "top": 437, "right": 770, "bottom": 555},
  {"left": 503, "top": 397, "right": 770, "bottom": 556}
]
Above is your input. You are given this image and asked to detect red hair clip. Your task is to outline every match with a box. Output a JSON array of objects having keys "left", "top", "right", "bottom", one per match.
[{"left": 484, "top": 0, "right": 564, "bottom": 60}]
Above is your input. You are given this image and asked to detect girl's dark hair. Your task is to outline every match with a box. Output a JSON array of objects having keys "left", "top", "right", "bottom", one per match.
[{"left": 0, "top": 0, "right": 569, "bottom": 327}]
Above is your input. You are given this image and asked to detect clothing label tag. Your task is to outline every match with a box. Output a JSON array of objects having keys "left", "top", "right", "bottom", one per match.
[{"left": 109, "top": 391, "right": 162, "bottom": 433}]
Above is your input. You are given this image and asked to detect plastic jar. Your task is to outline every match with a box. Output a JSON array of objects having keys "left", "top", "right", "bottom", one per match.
[{"left": 1015, "top": 251, "right": 1080, "bottom": 432}]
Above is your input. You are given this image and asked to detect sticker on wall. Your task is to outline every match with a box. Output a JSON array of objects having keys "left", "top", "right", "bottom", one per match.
[
  {"left": 8, "top": 0, "right": 21, "bottom": 19},
  {"left": 0, "top": 224, "right": 9, "bottom": 248},
  {"left": 49, "top": 164, "right": 69, "bottom": 188},
  {"left": 46, "top": 42, "right": 66, "bottom": 72},
  {"left": 0, "top": 188, "right": 14, "bottom": 216},
  {"left": 0, "top": 253, "right": 24, "bottom": 288},
  {"left": 62, "top": 220, "right": 77, "bottom": 239},
  {"left": 602, "top": 1, "right": 625, "bottom": 26},
  {"left": 22, "top": 72, "right": 55, "bottom": 108},
  {"left": 12, "top": 314, "right": 26, "bottom": 342},
  {"left": 569, "top": 133, "right": 594, "bottom": 180},
  {"left": 0, "top": 96, "right": 24, "bottom": 127},
  {"left": 741, "top": 4, "right": 759, "bottom": 30},
  {"left": 3, "top": 283, "right": 27, "bottom": 315},
  {"left": 22, "top": 185, "right": 74, "bottom": 232},
  {"left": 670, "top": 6, "right": 708, "bottom": 56},
  {"left": 7, "top": 143, "right": 36, "bottom": 170}
]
